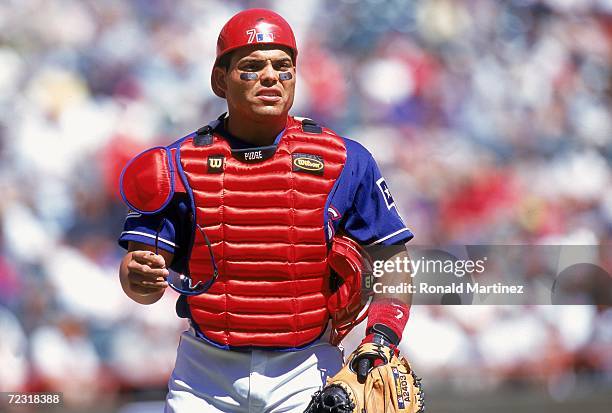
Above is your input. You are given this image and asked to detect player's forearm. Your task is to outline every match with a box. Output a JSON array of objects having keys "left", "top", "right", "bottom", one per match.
[
  {"left": 372, "top": 247, "right": 412, "bottom": 307},
  {"left": 119, "top": 252, "right": 165, "bottom": 305},
  {"left": 366, "top": 246, "right": 411, "bottom": 344}
]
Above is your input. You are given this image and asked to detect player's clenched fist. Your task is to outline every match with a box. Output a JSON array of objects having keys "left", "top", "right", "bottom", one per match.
[
  {"left": 126, "top": 251, "right": 169, "bottom": 294},
  {"left": 120, "top": 242, "right": 174, "bottom": 304}
]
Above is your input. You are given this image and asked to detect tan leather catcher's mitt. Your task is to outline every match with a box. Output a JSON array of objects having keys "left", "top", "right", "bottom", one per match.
[{"left": 304, "top": 342, "right": 425, "bottom": 413}]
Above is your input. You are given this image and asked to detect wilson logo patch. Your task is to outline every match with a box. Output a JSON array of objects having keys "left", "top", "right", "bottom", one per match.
[
  {"left": 292, "top": 153, "right": 324, "bottom": 175},
  {"left": 207, "top": 155, "right": 225, "bottom": 173}
]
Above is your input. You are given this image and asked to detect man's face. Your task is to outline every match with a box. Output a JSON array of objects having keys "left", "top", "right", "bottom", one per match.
[{"left": 214, "top": 46, "right": 296, "bottom": 120}]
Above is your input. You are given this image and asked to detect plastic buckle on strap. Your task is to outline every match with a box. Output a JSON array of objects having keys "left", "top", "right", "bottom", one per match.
[
  {"left": 194, "top": 114, "right": 226, "bottom": 146},
  {"left": 301, "top": 119, "right": 322, "bottom": 134},
  {"left": 194, "top": 125, "right": 213, "bottom": 146}
]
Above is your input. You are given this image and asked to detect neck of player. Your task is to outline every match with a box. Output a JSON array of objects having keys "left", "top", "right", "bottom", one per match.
[{"left": 225, "top": 114, "right": 287, "bottom": 147}]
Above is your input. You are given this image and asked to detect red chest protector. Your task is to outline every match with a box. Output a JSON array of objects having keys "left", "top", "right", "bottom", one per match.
[
  {"left": 122, "top": 116, "right": 348, "bottom": 348},
  {"left": 184, "top": 117, "right": 347, "bottom": 348}
]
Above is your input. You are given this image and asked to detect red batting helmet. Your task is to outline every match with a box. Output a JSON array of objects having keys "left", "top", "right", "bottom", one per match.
[{"left": 211, "top": 8, "right": 298, "bottom": 98}]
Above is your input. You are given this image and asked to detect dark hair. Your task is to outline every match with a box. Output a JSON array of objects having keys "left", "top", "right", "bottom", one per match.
[{"left": 218, "top": 52, "right": 232, "bottom": 70}]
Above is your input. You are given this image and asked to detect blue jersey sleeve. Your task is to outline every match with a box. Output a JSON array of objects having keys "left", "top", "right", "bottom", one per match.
[
  {"left": 118, "top": 197, "right": 191, "bottom": 257},
  {"left": 327, "top": 138, "right": 413, "bottom": 246}
]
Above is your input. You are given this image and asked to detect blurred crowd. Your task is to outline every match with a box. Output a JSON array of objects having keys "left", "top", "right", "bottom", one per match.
[{"left": 0, "top": 0, "right": 611, "bottom": 407}]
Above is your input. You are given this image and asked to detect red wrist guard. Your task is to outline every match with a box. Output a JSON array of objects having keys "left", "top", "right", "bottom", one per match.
[{"left": 365, "top": 298, "right": 409, "bottom": 344}]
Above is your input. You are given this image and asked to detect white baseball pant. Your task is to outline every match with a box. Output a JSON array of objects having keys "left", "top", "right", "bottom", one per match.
[{"left": 164, "top": 328, "right": 343, "bottom": 412}]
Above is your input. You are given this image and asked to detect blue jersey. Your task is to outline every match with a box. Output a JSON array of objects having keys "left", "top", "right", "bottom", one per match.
[{"left": 118, "top": 124, "right": 413, "bottom": 263}]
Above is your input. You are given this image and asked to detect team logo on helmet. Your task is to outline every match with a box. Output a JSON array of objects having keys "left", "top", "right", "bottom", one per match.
[{"left": 246, "top": 28, "right": 274, "bottom": 44}]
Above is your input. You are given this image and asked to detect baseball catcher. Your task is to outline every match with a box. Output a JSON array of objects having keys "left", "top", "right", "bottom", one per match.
[{"left": 117, "top": 8, "right": 423, "bottom": 412}]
